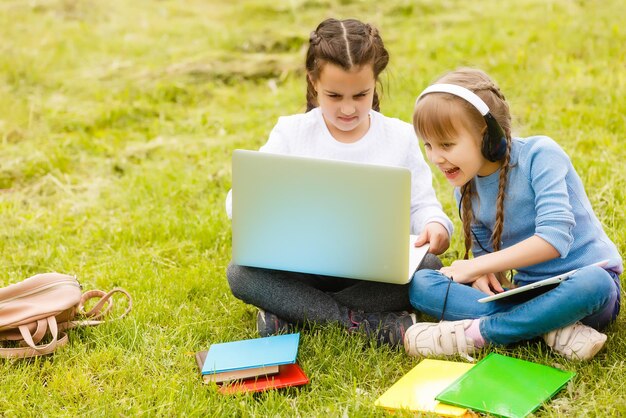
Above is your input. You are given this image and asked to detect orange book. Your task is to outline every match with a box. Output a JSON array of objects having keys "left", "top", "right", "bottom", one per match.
[{"left": 218, "top": 363, "right": 309, "bottom": 395}]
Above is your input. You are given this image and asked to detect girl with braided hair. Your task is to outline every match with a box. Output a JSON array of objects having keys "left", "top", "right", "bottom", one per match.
[
  {"left": 225, "top": 18, "right": 452, "bottom": 346},
  {"left": 404, "top": 68, "right": 622, "bottom": 360}
]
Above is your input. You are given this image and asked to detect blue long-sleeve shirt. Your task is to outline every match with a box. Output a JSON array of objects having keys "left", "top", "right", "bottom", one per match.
[{"left": 455, "top": 135, "right": 622, "bottom": 284}]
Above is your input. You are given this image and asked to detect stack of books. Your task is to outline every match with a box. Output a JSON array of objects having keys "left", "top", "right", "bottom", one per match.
[
  {"left": 196, "top": 333, "right": 309, "bottom": 395},
  {"left": 375, "top": 353, "right": 575, "bottom": 418}
]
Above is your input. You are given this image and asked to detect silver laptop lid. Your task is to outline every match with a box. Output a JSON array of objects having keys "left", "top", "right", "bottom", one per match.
[{"left": 231, "top": 150, "right": 411, "bottom": 284}]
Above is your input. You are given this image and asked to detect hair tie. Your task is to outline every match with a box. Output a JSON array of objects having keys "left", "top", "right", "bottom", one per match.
[{"left": 309, "top": 31, "right": 321, "bottom": 46}]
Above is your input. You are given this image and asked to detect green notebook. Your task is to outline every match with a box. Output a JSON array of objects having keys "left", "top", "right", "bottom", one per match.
[{"left": 435, "top": 353, "right": 575, "bottom": 418}]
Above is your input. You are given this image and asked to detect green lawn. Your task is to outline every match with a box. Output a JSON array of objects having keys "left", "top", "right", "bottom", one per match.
[{"left": 1, "top": 0, "right": 625, "bottom": 415}]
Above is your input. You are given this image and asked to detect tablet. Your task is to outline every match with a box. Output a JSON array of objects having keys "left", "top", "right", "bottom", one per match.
[{"left": 478, "top": 260, "right": 609, "bottom": 303}]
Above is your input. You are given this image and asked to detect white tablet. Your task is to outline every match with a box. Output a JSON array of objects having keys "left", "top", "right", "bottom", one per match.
[{"left": 478, "top": 260, "right": 609, "bottom": 303}]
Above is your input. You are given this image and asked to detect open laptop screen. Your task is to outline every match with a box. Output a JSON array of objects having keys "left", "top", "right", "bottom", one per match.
[{"left": 231, "top": 150, "right": 413, "bottom": 284}]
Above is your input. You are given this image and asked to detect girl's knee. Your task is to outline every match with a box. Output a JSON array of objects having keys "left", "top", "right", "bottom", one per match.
[
  {"left": 410, "top": 269, "right": 442, "bottom": 290},
  {"left": 573, "top": 267, "right": 616, "bottom": 297},
  {"left": 564, "top": 267, "right": 618, "bottom": 311},
  {"left": 408, "top": 270, "right": 448, "bottom": 304},
  {"left": 226, "top": 261, "right": 238, "bottom": 284},
  {"left": 226, "top": 262, "right": 250, "bottom": 299},
  {"left": 594, "top": 272, "right": 617, "bottom": 299},
  {"left": 419, "top": 253, "right": 443, "bottom": 270}
]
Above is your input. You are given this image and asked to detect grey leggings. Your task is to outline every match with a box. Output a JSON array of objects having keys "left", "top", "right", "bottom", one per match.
[{"left": 226, "top": 254, "right": 442, "bottom": 328}]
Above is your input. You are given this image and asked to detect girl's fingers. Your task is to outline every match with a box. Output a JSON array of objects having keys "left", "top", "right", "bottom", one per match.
[{"left": 488, "top": 273, "right": 505, "bottom": 293}]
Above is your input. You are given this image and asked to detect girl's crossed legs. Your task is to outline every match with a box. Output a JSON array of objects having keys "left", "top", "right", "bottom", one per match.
[
  {"left": 226, "top": 254, "right": 443, "bottom": 346},
  {"left": 406, "top": 265, "right": 620, "bottom": 359}
]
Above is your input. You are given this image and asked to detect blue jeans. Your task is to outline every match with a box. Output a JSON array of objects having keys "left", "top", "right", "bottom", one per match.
[{"left": 408, "top": 265, "right": 621, "bottom": 345}]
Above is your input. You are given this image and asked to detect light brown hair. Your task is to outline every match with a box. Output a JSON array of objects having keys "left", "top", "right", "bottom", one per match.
[
  {"left": 305, "top": 18, "right": 389, "bottom": 112},
  {"left": 414, "top": 68, "right": 512, "bottom": 260}
]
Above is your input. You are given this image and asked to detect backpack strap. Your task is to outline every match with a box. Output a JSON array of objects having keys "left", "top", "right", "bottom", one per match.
[
  {"left": 0, "top": 316, "right": 68, "bottom": 359},
  {"left": 29, "top": 318, "right": 49, "bottom": 345},
  {"left": 62, "top": 287, "right": 132, "bottom": 330}
]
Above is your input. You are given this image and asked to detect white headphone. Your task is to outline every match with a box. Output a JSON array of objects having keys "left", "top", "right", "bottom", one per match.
[{"left": 416, "top": 83, "right": 490, "bottom": 115}]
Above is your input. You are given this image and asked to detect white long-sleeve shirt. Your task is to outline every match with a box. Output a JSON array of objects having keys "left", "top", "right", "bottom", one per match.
[{"left": 226, "top": 107, "right": 453, "bottom": 236}]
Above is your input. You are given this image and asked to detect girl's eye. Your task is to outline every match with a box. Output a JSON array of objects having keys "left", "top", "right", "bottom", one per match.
[
  {"left": 441, "top": 143, "right": 452, "bottom": 149},
  {"left": 328, "top": 94, "right": 341, "bottom": 99},
  {"left": 354, "top": 93, "right": 367, "bottom": 99},
  {"left": 423, "top": 143, "right": 432, "bottom": 150}
]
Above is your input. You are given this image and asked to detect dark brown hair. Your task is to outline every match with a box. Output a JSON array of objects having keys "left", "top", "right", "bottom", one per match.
[
  {"left": 305, "top": 18, "right": 389, "bottom": 112},
  {"left": 413, "top": 68, "right": 512, "bottom": 260}
]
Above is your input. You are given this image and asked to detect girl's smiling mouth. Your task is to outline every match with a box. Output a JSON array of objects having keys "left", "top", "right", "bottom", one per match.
[{"left": 442, "top": 167, "right": 460, "bottom": 179}]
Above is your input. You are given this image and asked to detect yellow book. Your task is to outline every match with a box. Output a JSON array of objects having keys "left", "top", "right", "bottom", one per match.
[{"left": 375, "top": 359, "right": 475, "bottom": 417}]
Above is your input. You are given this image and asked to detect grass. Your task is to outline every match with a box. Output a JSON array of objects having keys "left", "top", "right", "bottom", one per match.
[{"left": 0, "top": 0, "right": 625, "bottom": 415}]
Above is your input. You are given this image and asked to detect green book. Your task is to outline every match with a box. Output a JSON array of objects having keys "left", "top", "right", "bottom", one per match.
[{"left": 435, "top": 353, "right": 575, "bottom": 418}]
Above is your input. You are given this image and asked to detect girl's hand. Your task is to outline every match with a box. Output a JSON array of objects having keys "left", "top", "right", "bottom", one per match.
[
  {"left": 471, "top": 273, "right": 504, "bottom": 295},
  {"left": 439, "top": 259, "right": 481, "bottom": 284},
  {"left": 439, "top": 260, "right": 505, "bottom": 294},
  {"left": 414, "top": 222, "right": 450, "bottom": 255}
]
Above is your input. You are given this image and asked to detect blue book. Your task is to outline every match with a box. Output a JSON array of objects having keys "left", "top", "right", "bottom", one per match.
[{"left": 201, "top": 333, "right": 300, "bottom": 383}]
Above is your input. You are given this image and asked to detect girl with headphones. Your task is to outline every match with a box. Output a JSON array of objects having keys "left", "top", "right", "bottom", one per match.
[{"left": 404, "top": 68, "right": 622, "bottom": 361}]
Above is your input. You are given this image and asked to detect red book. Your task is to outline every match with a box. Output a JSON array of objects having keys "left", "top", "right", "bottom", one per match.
[{"left": 218, "top": 363, "right": 309, "bottom": 394}]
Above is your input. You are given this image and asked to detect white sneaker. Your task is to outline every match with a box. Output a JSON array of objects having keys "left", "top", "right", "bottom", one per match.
[
  {"left": 403, "top": 320, "right": 475, "bottom": 358},
  {"left": 543, "top": 322, "right": 607, "bottom": 361}
]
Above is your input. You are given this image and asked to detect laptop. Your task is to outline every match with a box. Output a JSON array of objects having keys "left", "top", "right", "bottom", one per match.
[
  {"left": 231, "top": 149, "right": 429, "bottom": 284},
  {"left": 478, "top": 260, "right": 609, "bottom": 303}
]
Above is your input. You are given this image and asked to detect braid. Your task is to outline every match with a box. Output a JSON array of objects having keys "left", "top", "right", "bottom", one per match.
[
  {"left": 305, "top": 30, "right": 322, "bottom": 111},
  {"left": 365, "top": 23, "right": 382, "bottom": 111},
  {"left": 488, "top": 84, "right": 506, "bottom": 101},
  {"left": 365, "top": 23, "right": 379, "bottom": 39},
  {"left": 460, "top": 182, "right": 475, "bottom": 259},
  {"left": 474, "top": 82, "right": 506, "bottom": 101},
  {"left": 372, "top": 91, "right": 381, "bottom": 112},
  {"left": 490, "top": 138, "right": 512, "bottom": 252},
  {"left": 305, "top": 76, "right": 317, "bottom": 112},
  {"left": 477, "top": 79, "right": 511, "bottom": 253},
  {"left": 368, "top": 23, "right": 381, "bottom": 111}
]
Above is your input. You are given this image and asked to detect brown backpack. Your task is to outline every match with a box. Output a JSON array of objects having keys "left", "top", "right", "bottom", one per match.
[{"left": 0, "top": 272, "right": 132, "bottom": 359}]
